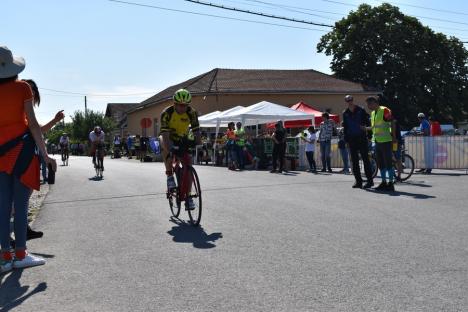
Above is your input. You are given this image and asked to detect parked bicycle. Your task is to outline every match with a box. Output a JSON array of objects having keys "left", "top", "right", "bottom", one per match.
[
  {"left": 360, "top": 145, "right": 414, "bottom": 182},
  {"left": 166, "top": 140, "right": 202, "bottom": 226}
]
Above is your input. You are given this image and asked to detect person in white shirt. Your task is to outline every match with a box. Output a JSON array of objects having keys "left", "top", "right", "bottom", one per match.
[
  {"left": 301, "top": 126, "right": 317, "bottom": 173},
  {"left": 59, "top": 133, "right": 69, "bottom": 149},
  {"left": 59, "top": 133, "right": 70, "bottom": 162},
  {"left": 89, "top": 126, "right": 105, "bottom": 169}
]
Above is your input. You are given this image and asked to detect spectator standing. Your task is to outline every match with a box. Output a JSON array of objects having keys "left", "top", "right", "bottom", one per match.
[
  {"left": 270, "top": 121, "right": 286, "bottom": 173},
  {"left": 365, "top": 96, "right": 396, "bottom": 191},
  {"left": 342, "top": 95, "right": 374, "bottom": 188},
  {"left": 429, "top": 116, "right": 442, "bottom": 136},
  {"left": 235, "top": 122, "right": 246, "bottom": 170},
  {"left": 134, "top": 134, "right": 141, "bottom": 160},
  {"left": 337, "top": 125, "right": 350, "bottom": 174},
  {"left": 416, "top": 113, "right": 432, "bottom": 174},
  {"left": 318, "top": 112, "right": 336, "bottom": 173},
  {"left": 225, "top": 122, "right": 237, "bottom": 170},
  {"left": 127, "top": 135, "right": 133, "bottom": 159},
  {"left": 0, "top": 46, "right": 57, "bottom": 272},
  {"left": 300, "top": 126, "right": 317, "bottom": 173}
]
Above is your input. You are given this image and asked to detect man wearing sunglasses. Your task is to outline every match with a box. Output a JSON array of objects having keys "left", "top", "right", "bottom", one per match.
[{"left": 342, "top": 95, "right": 374, "bottom": 189}]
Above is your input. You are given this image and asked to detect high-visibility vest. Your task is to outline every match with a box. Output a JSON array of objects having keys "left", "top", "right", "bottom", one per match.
[
  {"left": 235, "top": 128, "right": 245, "bottom": 146},
  {"left": 371, "top": 106, "right": 392, "bottom": 143}
]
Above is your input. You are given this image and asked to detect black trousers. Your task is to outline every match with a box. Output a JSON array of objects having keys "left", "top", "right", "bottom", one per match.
[
  {"left": 348, "top": 136, "right": 373, "bottom": 184},
  {"left": 305, "top": 151, "right": 317, "bottom": 171},
  {"left": 272, "top": 143, "right": 286, "bottom": 170}
]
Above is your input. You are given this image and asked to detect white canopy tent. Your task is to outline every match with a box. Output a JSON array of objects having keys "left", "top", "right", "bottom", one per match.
[
  {"left": 211, "top": 101, "right": 315, "bottom": 145},
  {"left": 198, "top": 106, "right": 245, "bottom": 128}
]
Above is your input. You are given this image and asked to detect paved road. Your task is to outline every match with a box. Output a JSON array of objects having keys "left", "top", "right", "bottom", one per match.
[{"left": 1, "top": 156, "right": 467, "bottom": 311}]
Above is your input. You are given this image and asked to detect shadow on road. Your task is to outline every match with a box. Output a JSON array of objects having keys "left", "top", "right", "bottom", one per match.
[
  {"left": 167, "top": 218, "right": 223, "bottom": 249},
  {"left": 0, "top": 270, "right": 47, "bottom": 312},
  {"left": 88, "top": 176, "right": 104, "bottom": 181},
  {"left": 367, "top": 189, "right": 436, "bottom": 199},
  {"left": 398, "top": 180, "right": 432, "bottom": 188}
]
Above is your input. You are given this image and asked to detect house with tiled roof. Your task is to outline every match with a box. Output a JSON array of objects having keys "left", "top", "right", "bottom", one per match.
[
  {"left": 105, "top": 103, "right": 140, "bottom": 137},
  {"left": 127, "top": 68, "right": 380, "bottom": 136}
]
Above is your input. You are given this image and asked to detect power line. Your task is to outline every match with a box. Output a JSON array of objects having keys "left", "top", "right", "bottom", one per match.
[
  {"left": 108, "top": 0, "right": 329, "bottom": 31},
  {"left": 40, "top": 87, "right": 155, "bottom": 97},
  {"left": 372, "top": 0, "right": 468, "bottom": 17},
  {"left": 245, "top": 0, "right": 344, "bottom": 16},
  {"left": 182, "top": 0, "right": 333, "bottom": 27},
  {"left": 229, "top": 0, "right": 339, "bottom": 21},
  {"left": 322, "top": 0, "right": 468, "bottom": 27}
]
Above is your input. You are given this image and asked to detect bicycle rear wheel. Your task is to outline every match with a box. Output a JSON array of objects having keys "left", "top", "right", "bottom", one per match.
[
  {"left": 399, "top": 154, "right": 414, "bottom": 181},
  {"left": 360, "top": 156, "right": 378, "bottom": 181},
  {"left": 187, "top": 166, "right": 202, "bottom": 226}
]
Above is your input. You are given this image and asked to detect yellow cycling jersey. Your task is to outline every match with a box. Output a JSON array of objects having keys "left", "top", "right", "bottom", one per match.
[{"left": 160, "top": 105, "right": 200, "bottom": 140}]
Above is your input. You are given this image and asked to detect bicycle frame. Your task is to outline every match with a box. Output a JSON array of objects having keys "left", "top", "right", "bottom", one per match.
[{"left": 173, "top": 151, "right": 192, "bottom": 202}]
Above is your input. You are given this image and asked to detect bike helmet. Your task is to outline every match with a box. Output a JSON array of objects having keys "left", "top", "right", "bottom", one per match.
[
  {"left": 173, "top": 88, "right": 192, "bottom": 104},
  {"left": 417, "top": 113, "right": 425, "bottom": 118}
]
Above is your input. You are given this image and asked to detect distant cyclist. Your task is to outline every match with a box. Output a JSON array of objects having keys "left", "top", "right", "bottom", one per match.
[
  {"left": 59, "top": 132, "right": 70, "bottom": 162},
  {"left": 89, "top": 126, "right": 105, "bottom": 171},
  {"left": 160, "top": 89, "right": 200, "bottom": 210}
]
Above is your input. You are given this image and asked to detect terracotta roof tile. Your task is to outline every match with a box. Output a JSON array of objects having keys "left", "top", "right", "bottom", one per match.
[{"left": 136, "top": 68, "right": 379, "bottom": 111}]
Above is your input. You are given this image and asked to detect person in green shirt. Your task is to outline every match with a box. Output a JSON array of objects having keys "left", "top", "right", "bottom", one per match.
[{"left": 235, "top": 122, "right": 246, "bottom": 170}]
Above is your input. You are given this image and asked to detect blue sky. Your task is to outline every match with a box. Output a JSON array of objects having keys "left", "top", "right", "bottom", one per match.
[{"left": 2, "top": 0, "right": 467, "bottom": 123}]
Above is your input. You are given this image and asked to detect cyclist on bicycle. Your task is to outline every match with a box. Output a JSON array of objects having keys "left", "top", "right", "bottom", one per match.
[
  {"left": 89, "top": 126, "right": 105, "bottom": 171},
  {"left": 160, "top": 89, "right": 200, "bottom": 210},
  {"left": 59, "top": 132, "right": 70, "bottom": 160}
]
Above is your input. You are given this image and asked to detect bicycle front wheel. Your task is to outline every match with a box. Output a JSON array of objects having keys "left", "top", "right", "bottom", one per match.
[
  {"left": 187, "top": 166, "right": 202, "bottom": 226},
  {"left": 399, "top": 154, "right": 415, "bottom": 181},
  {"left": 169, "top": 166, "right": 182, "bottom": 218}
]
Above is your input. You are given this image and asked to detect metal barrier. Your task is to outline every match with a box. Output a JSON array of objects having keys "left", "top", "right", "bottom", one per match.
[
  {"left": 298, "top": 136, "right": 468, "bottom": 170},
  {"left": 405, "top": 135, "right": 468, "bottom": 169}
]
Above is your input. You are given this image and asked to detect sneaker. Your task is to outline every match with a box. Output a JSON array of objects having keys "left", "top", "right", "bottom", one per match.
[
  {"left": 167, "top": 176, "right": 176, "bottom": 190},
  {"left": 363, "top": 181, "right": 374, "bottom": 189},
  {"left": 13, "top": 253, "right": 45, "bottom": 269},
  {"left": 425, "top": 169, "right": 432, "bottom": 174},
  {"left": 185, "top": 198, "right": 196, "bottom": 211},
  {"left": 328, "top": 169, "right": 333, "bottom": 173},
  {"left": 386, "top": 182, "right": 395, "bottom": 192},
  {"left": 0, "top": 259, "right": 13, "bottom": 274},
  {"left": 270, "top": 169, "right": 277, "bottom": 173},
  {"left": 352, "top": 182, "right": 362, "bottom": 189},
  {"left": 27, "top": 226, "right": 43, "bottom": 240},
  {"left": 375, "top": 182, "right": 388, "bottom": 191},
  {"left": 416, "top": 168, "right": 426, "bottom": 173},
  {"left": 321, "top": 168, "right": 326, "bottom": 172}
]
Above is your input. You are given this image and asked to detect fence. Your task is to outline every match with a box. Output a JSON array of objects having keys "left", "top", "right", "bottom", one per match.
[
  {"left": 405, "top": 135, "right": 468, "bottom": 169},
  {"left": 298, "top": 136, "right": 468, "bottom": 170}
]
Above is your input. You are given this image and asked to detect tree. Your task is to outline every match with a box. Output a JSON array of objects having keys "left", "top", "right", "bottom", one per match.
[
  {"left": 317, "top": 3, "right": 468, "bottom": 127},
  {"left": 70, "top": 110, "right": 116, "bottom": 142}
]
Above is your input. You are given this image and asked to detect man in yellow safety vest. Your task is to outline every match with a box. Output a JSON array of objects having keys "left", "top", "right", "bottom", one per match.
[{"left": 364, "top": 96, "right": 397, "bottom": 191}]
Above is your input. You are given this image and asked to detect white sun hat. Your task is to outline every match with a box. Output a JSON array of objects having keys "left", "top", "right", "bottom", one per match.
[{"left": 0, "top": 46, "right": 26, "bottom": 79}]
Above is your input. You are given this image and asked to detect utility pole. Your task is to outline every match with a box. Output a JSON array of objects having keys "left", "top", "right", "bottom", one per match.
[{"left": 84, "top": 96, "right": 88, "bottom": 117}]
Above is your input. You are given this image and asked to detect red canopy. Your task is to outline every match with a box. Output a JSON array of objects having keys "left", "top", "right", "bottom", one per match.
[{"left": 267, "top": 101, "right": 340, "bottom": 129}]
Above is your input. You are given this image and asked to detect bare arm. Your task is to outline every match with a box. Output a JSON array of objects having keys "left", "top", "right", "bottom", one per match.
[
  {"left": 41, "top": 110, "right": 64, "bottom": 133},
  {"left": 161, "top": 132, "right": 171, "bottom": 151},
  {"left": 24, "top": 100, "right": 57, "bottom": 171}
]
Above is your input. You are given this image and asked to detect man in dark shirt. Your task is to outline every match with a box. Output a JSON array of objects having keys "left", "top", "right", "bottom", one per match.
[
  {"left": 342, "top": 95, "right": 374, "bottom": 188},
  {"left": 270, "top": 121, "right": 286, "bottom": 173}
]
